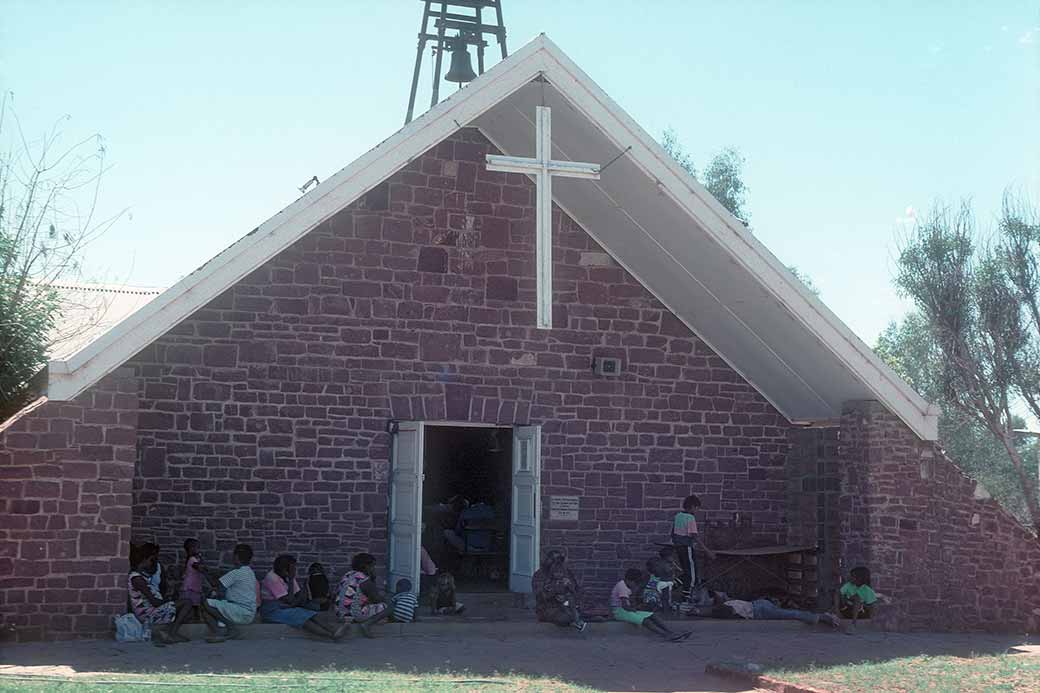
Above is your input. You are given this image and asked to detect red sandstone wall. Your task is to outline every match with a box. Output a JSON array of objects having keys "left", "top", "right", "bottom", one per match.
[
  {"left": 0, "top": 370, "right": 138, "bottom": 641},
  {"left": 126, "top": 129, "right": 794, "bottom": 599},
  {"left": 839, "top": 401, "right": 1040, "bottom": 632}
]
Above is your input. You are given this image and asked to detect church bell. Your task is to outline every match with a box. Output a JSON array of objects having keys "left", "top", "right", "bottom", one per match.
[{"left": 444, "top": 40, "right": 477, "bottom": 84}]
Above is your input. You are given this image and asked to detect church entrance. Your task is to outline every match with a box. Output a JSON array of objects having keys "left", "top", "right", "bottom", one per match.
[{"left": 387, "top": 422, "right": 540, "bottom": 596}]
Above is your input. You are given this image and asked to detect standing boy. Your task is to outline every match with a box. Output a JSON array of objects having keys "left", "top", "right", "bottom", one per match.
[{"left": 671, "top": 495, "right": 716, "bottom": 599}]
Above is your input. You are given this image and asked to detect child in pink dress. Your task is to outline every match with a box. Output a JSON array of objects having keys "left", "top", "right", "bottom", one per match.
[{"left": 181, "top": 539, "right": 206, "bottom": 608}]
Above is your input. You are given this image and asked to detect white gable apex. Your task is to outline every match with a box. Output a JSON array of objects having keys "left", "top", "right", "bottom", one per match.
[{"left": 46, "top": 34, "right": 938, "bottom": 440}]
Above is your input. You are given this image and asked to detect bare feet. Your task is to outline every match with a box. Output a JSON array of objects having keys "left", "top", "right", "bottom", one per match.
[
  {"left": 333, "top": 622, "right": 352, "bottom": 641},
  {"left": 359, "top": 621, "right": 376, "bottom": 638}
]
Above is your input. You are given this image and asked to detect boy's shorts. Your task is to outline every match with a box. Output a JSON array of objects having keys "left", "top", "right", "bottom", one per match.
[
  {"left": 207, "top": 599, "right": 255, "bottom": 625},
  {"left": 612, "top": 607, "right": 652, "bottom": 625}
]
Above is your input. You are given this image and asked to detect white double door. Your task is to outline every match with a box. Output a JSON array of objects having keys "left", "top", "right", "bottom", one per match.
[{"left": 387, "top": 423, "right": 541, "bottom": 594}]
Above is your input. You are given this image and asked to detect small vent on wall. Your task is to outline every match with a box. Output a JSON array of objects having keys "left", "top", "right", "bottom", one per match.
[{"left": 593, "top": 356, "right": 622, "bottom": 376}]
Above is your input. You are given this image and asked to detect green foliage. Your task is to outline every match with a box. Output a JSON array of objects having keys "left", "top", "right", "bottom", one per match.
[
  {"left": 0, "top": 98, "right": 118, "bottom": 418},
  {"left": 787, "top": 266, "right": 820, "bottom": 296},
  {"left": 660, "top": 128, "right": 750, "bottom": 225},
  {"left": 893, "top": 193, "right": 1040, "bottom": 530},
  {"left": 875, "top": 313, "right": 1036, "bottom": 525}
]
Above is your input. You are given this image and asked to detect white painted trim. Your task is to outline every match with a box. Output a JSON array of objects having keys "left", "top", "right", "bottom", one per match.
[
  {"left": 422, "top": 421, "right": 511, "bottom": 429},
  {"left": 530, "top": 38, "right": 938, "bottom": 441},
  {"left": 477, "top": 123, "right": 804, "bottom": 425},
  {"left": 44, "top": 33, "right": 938, "bottom": 441},
  {"left": 46, "top": 35, "right": 554, "bottom": 402}
]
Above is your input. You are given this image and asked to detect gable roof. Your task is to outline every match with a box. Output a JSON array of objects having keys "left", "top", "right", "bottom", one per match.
[
  {"left": 45, "top": 34, "right": 939, "bottom": 440},
  {"left": 46, "top": 282, "right": 165, "bottom": 361}
]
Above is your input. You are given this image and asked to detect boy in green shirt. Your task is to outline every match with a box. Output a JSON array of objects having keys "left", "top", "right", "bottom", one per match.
[{"left": 839, "top": 566, "right": 877, "bottom": 621}]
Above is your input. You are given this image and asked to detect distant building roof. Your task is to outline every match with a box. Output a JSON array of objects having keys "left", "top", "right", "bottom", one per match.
[{"left": 47, "top": 282, "right": 165, "bottom": 361}]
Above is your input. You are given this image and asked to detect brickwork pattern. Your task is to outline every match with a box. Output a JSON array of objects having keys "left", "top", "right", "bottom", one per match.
[
  {"left": 839, "top": 400, "right": 1040, "bottom": 632},
  {"left": 785, "top": 427, "right": 840, "bottom": 607},
  {"left": 0, "top": 370, "right": 138, "bottom": 641},
  {"left": 127, "top": 129, "right": 793, "bottom": 599}
]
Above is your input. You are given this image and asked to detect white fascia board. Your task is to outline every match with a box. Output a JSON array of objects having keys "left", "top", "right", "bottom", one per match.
[
  {"left": 47, "top": 35, "right": 553, "bottom": 402},
  {"left": 534, "top": 37, "right": 938, "bottom": 441}
]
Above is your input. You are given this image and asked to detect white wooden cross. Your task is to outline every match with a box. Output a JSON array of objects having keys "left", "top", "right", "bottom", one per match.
[{"left": 486, "top": 106, "right": 600, "bottom": 329}]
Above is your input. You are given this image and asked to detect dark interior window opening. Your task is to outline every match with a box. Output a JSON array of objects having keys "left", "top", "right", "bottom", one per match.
[{"left": 422, "top": 426, "right": 512, "bottom": 593}]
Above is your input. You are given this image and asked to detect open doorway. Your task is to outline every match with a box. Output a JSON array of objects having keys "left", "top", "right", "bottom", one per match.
[{"left": 421, "top": 425, "right": 512, "bottom": 592}]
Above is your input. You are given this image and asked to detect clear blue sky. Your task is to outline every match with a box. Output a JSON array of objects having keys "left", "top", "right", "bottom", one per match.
[{"left": 3, "top": 1, "right": 1038, "bottom": 344}]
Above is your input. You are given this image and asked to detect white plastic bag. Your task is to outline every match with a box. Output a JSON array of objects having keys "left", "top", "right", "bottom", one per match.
[{"left": 114, "top": 613, "right": 150, "bottom": 642}]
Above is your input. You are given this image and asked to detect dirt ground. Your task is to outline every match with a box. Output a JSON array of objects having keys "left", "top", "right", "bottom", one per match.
[{"left": 0, "top": 620, "right": 1031, "bottom": 693}]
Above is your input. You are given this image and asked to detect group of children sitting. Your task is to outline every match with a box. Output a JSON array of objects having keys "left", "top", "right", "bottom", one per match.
[
  {"left": 126, "top": 538, "right": 470, "bottom": 645},
  {"left": 602, "top": 495, "right": 880, "bottom": 640}
]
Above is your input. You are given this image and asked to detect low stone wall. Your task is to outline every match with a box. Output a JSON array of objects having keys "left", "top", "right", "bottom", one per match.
[
  {"left": 839, "top": 400, "right": 1040, "bottom": 632},
  {"left": 0, "top": 369, "right": 138, "bottom": 641}
]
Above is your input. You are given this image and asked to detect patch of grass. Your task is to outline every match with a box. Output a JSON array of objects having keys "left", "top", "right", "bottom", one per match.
[
  {"left": 0, "top": 669, "right": 597, "bottom": 693},
  {"left": 767, "top": 654, "right": 1040, "bottom": 693}
]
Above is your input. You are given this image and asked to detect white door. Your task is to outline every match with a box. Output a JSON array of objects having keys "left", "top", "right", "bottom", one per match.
[
  {"left": 510, "top": 425, "right": 541, "bottom": 593},
  {"left": 388, "top": 421, "right": 424, "bottom": 592}
]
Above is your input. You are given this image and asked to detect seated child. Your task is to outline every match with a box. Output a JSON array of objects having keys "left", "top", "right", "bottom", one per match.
[
  {"left": 431, "top": 571, "right": 466, "bottom": 615},
  {"left": 143, "top": 543, "right": 170, "bottom": 600},
  {"left": 643, "top": 547, "right": 679, "bottom": 611},
  {"left": 610, "top": 568, "right": 690, "bottom": 642},
  {"left": 260, "top": 554, "right": 348, "bottom": 640},
  {"left": 128, "top": 548, "right": 193, "bottom": 645},
  {"left": 201, "top": 543, "right": 259, "bottom": 642},
  {"left": 839, "top": 566, "right": 878, "bottom": 620},
  {"left": 390, "top": 578, "right": 420, "bottom": 623},
  {"left": 306, "top": 562, "right": 331, "bottom": 611}
]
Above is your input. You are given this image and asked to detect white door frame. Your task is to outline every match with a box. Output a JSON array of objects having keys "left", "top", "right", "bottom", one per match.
[{"left": 388, "top": 421, "right": 541, "bottom": 594}]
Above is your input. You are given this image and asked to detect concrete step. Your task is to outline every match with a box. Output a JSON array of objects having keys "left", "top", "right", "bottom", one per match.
[{"left": 172, "top": 615, "right": 815, "bottom": 641}]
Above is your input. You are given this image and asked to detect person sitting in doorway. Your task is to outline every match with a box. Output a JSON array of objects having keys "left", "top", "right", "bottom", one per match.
[
  {"left": 430, "top": 571, "right": 466, "bottom": 615},
  {"left": 531, "top": 549, "right": 587, "bottom": 632},
  {"left": 839, "top": 566, "right": 878, "bottom": 622},
  {"left": 611, "top": 568, "right": 690, "bottom": 641},
  {"left": 260, "top": 555, "right": 349, "bottom": 641},
  {"left": 335, "top": 552, "right": 390, "bottom": 637},
  {"left": 200, "top": 543, "right": 259, "bottom": 642}
]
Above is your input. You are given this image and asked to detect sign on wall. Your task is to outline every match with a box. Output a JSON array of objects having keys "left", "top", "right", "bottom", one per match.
[{"left": 549, "top": 496, "right": 580, "bottom": 521}]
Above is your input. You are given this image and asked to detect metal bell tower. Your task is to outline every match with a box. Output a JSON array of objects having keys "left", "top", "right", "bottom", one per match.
[{"left": 405, "top": 1, "right": 508, "bottom": 124}]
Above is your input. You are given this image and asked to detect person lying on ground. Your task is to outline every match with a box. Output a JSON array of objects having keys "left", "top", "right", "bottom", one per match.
[
  {"left": 128, "top": 550, "right": 193, "bottom": 646},
  {"left": 335, "top": 552, "right": 390, "bottom": 637},
  {"left": 200, "top": 543, "right": 259, "bottom": 642},
  {"left": 532, "top": 549, "right": 587, "bottom": 632},
  {"left": 611, "top": 569, "right": 691, "bottom": 642},
  {"left": 690, "top": 590, "right": 839, "bottom": 628},
  {"left": 260, "top": 554, "right": 350, "bottom": 641}
]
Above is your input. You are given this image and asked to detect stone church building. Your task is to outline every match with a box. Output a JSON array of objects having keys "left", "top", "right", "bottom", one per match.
[{"left": 2, "top": 36, "right": 1038, "bottom": 641}]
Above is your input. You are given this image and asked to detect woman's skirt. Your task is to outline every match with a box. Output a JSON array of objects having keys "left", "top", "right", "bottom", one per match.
[{"left": 260, "top": 601, "right": 318, "bottom": 628}]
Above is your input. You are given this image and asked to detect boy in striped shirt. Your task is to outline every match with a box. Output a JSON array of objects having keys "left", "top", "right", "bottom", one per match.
[{"left": 390, "top": 578, "right": 419, "bottom": 623}]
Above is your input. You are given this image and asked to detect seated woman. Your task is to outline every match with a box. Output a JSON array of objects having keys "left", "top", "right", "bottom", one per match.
[
  {"left": 128, "top": 547, "right": 193, "bottom": 645},
  {"left": 260, "top": 554, "right": 349, "bottom": 641},
  {"left": 531, "top": 549, "right": 587, "bottom": 632},
  {"left": 335, "top": 553, "right": 389, "bottom": 637}
]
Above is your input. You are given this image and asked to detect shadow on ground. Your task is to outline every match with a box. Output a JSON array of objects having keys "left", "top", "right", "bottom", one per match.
[{"left": 0, "top": 620, "right": 1033, "bottom": 693}]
